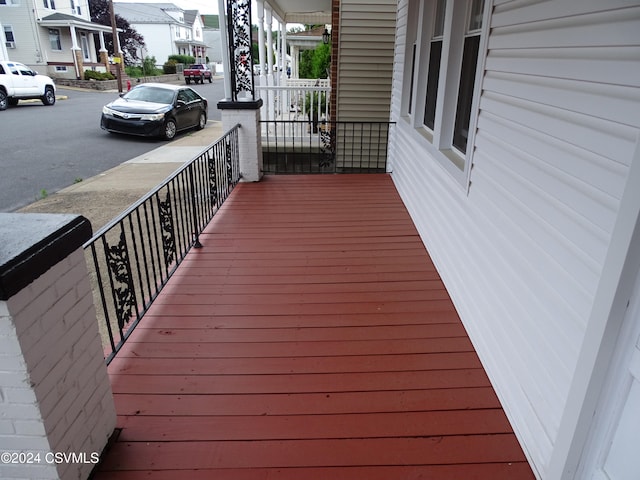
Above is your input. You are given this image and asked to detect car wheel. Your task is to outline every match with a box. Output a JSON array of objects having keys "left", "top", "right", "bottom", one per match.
[
  {"left": 207, "top": 76, "right": 212, "bottom": 83},
  {"left": 163, "top": 119, "right": 177, "bottom": 140},
  {"left": 0, "top": 91, "right": 8, "bottom": 111},
  {"left": 41, "top": 86, "right": 56, "bottom": 106},
  {"left": 197, "top": 112, "right": 206, "bottom": 130}
]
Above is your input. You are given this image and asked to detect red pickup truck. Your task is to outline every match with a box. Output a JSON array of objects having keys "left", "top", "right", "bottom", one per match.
[{"left": 184, "top": 64, "right": 213, "bottom": 84}]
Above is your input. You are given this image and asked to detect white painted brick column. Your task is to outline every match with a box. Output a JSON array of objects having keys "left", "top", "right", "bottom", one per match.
[
  {"left": 0, "top": 214, "right": 116, "bottom": 480},
  {"left": 218, "top": 98, "right": 264, "bottom": 182}
]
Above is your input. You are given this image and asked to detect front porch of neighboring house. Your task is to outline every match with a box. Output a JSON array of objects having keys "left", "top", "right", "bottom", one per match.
[{"left": 92, "top": 174, "right": 535, "bottom": 479}]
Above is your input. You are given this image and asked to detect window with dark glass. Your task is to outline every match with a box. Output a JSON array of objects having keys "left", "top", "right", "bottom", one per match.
[
  {"left": 49, "top": 28, "right": 61, "bottom": 50},
  {"left": 423, "top": 0, "right": 446, "bottom": 130},
  {"left": 452, "top": 0, "right": 484, "bottom": 153},
  {"left": 408, "top": 43, "right": 417, "bottom": 115},
  {"left": 4, "top": 26, "right": 15, "bottom": 42}
]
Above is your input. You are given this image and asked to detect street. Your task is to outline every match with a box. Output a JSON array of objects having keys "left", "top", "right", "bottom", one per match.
[{"left": 0, "top": 78, "right": 226, "bottom": 212}]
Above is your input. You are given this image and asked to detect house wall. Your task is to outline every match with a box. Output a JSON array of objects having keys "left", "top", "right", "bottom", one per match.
[
  {"left": 336, "top": 0, "right": 396, "bottom": 121},
  {"left": 203, "top": 29, "right": 222, "bottom": 63},
  {"left": 133, "top": 24, "right": 175, "bottom": 64},
  {"left": 389, "top": 0, "right": 640, "bottom": 477},
  {"left": 0, "top": 3, "right": 42, "bottom": 66},
  {"left": 0, "top": 2, "right": 101, "bottom": 76}
]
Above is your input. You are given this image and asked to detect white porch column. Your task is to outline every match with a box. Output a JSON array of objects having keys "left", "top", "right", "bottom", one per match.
[
  {"left": 281, "top": 25, "right": 288, "bottom": 84},
  {"left": 69, "top": 25, "right": 79, "bottom": 50},
  {"left": 266, "top": 10, "right": 274, "bottom": 77},
  {"left": 98, "top": 31, "right": 106, "bottom": 51},
  {"left": 69, "top": 25, "right": 82, "bottom": 78},
  {"left": 256, "top": 0, "right": 268, "bottom": 120},
  {"left": 256, "top": 0, "right": 266, "bottom": 79},
  {"left": 265, "top": 8, "right": 275, "bottom": 121},
  {"left": 291, "top": 45, "right": 299, "bottom": 79},
  {"left": 217, "top": 0, "right": 232, "bottom": 99},
  {"left": 275, "top": 20, "right": 282, "bottom": 83}
]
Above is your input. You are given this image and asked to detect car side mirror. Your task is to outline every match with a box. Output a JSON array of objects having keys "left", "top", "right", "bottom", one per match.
[{"left": 176, "top": 100, "right": 186, "bottom": 107}]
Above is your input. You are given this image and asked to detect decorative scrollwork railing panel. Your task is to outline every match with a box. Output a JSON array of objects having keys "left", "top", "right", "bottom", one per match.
[{"left": 85, "top": 125, "right": 240, "bottom": 364}]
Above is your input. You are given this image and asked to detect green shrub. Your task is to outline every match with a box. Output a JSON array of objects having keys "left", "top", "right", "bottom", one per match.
[
  {"left": 163, "top": 59, "right": 178, "bottom": 74},
  {"left": 83, "top": 70, "right": 115, "bottom": 81},
  {"left": 168, "top": 54, "right": 195, "bottom": 65},
  {"left": 125, "top": 66, "right": 142, "bottom": 78},
  {"left": 126, "top": 57, "right": 162, "bottom": 78}
]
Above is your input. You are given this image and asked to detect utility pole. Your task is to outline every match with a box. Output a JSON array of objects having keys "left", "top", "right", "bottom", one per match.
[{"left": 109, "top": 0, "right": 123, "bottom": 92}]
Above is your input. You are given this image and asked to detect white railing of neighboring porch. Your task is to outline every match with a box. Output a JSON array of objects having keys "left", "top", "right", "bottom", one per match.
[{"left": 256, "top": 82, "right": 331, "bottom": 141}]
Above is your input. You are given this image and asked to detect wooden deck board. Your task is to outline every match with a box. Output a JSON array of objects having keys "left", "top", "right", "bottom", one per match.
[{"left": 96, "top": 174, "right": 535, "bottom": 479}]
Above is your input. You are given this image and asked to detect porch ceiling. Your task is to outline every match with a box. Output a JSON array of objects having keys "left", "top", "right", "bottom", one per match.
[{"left": 265, "top": 0, "right": 331, "bottom": 24}]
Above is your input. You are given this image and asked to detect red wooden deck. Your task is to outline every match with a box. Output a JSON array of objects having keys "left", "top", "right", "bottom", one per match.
[{"left": 94, "top": 174, "right": 535, "bottom": 479}]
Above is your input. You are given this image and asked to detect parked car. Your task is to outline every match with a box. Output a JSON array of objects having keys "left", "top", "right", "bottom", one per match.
[
  {"left": 183, "top": 64, "right": 213, "bottom": 84},
  {"left": 0, "top": 61, "right": 56, "bottom": 111},
  {"left": 100, "top": 83, "right": 208, "bottom": 140}
]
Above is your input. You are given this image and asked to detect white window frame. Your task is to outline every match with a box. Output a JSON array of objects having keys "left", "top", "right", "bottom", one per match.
[
  {"left": 402, "top": 0, "right": 491, "bottom": 190},
  {"left": 4, "top": 25, "right": 16, "bottom": 47},
  {"left": 80, "top": 32, "right": 90, "bottom": 61},
  {"left": 49, "top": 28, "right": 62, "bottom": 50}
]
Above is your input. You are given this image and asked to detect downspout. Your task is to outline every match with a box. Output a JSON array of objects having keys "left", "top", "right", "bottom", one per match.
[
  {"left": 69, "top": 23, "right": 81, "bottom": 79},
  {"left": 31, "top": 0, "right": 44, "bottom": 64}
]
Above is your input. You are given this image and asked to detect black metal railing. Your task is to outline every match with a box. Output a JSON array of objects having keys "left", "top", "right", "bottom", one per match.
[
  {"left": 261, "top": 121, "right": 394, "bottom": 174},
  {"left": 85, "top": 125, "right": 240, "bottom": 364}
]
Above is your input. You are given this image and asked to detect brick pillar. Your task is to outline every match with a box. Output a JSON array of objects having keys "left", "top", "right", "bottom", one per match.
[
  {"left": 99, "top": 50, "right": 109, "bottom": 71},
  {"left": 73, "top": 48, "right": 84, "bottom": 80},
  {"left": 218, "top": 99, "right": 264, "bottom": 182},
  {"left": 0, "top": 213, "right": 116, "bottom": 480}
]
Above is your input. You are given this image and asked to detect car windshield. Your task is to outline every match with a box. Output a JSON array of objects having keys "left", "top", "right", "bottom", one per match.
[{"left": 124, "top": 87, "right": 175, "bottom": 104}]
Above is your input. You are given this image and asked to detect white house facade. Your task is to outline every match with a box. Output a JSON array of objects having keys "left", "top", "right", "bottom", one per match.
[
  {"left": 114, "top": 2, "right": 207, "bottom": 65},
  {"left": 388, "top": 0, "right": 640, "bottom": 478},
  {"left": 0, "top": 0, "right": 113, "bottom": 78}
]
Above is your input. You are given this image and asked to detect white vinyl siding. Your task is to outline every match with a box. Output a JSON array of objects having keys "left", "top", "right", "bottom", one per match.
[
  {"left": 0, "top": 2, "right": 38, "bottom": 60},
  {"left": 389, "top": 0, "right": 640, "bottom": 477},
  {"left": 336, "top": 0, "right": 396, "bottom": 121}
]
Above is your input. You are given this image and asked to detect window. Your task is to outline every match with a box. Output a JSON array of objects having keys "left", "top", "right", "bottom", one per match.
[
  {"left": 49, "top": 28, "right": 61, "bottom": 50},
  {"left": 402, "top": 1, "right": 419, "bottom": 116},
  {"left": 80, "top": 32, "right": 90, "bottom": 60},
  {"left": 4, "top": 25, "right": 16, "bottom": 43},
  {"left": 453, "top": 0, "right": 484, "bottom": 153},
  {"left": 403, "top": 0, "right": 487, "bottom": 184},
  {"left": 43, "top": 0, "right": 55, "bottom": 8},
  {"left": 423, "top": 0, "right": 446, "bottom": 130},
  {"left": 0, "top": 0, "right": 20, "bottom": 5}
]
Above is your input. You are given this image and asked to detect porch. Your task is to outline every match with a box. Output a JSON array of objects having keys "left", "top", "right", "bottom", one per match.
[{"left": 92, "top": 174, "right": 534, "bottom": 479}]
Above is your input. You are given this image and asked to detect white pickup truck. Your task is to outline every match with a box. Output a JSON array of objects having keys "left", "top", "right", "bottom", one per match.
[{"left": 0, "top": 61, "right": 57, "bottom": 111}]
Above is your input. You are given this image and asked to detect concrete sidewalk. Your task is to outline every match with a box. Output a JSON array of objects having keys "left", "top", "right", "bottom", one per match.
[{"left": 19, "top": 121, "right": 224, "bottom": 233}]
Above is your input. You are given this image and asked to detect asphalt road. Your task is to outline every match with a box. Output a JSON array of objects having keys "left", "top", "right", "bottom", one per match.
[{"left": 0, "top": 78, "right": 226, "bottom": 212}]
